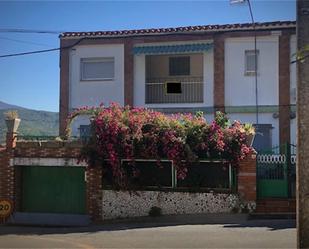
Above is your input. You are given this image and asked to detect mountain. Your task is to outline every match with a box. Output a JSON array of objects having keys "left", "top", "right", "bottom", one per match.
[
  {"left": 0, "top": 102, "right": 59, "bottom": 144},
  {"left": 0, "top": 101, "right": 25, "bottom": 110}
]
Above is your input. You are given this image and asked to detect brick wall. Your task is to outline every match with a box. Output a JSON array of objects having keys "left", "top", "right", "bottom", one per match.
[
  {"left": 0, "top": 149, "right": 14, "bottom": 204},
  {"left": 237, "top": 152, "right": 257, "bottom": 203},
  {"left": 0, "top": 137, "right": 104, "bottom": 222},
  {"left": 279, "top": 32, "right": 291, "bottom": 145},
  {"left": 86, "top": 166, "right": 103, "bottom": 222},
  {"left": 59, "top": 39, "right": 71, "bottom": 137},
  {"left": 124, "top": 40, "right": 134, "bottom": 106},
  {"left": 0, "top": 133, "right": 17, "bottom": 215},
  {"left": 213, "top": 35, "right": 225, "bottom": 113},
  {"left": 14, "top": 141, "right": 82, "bottom": 158}
]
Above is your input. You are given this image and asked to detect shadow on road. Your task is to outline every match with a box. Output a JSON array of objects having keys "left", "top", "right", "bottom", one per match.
[{"left": 0, "top": 214, "right": 296, "bottom": 236}]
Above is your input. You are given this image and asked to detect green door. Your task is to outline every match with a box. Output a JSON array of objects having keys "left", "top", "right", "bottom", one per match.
[
  {"left": 257, "top": 161, "right": 288, "bottom": 198},
  {"left": 22, "top": 166, "right": 86, "bottom": 214}
]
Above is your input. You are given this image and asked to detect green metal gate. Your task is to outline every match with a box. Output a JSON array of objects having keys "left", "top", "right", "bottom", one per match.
[
  {"left": 21, "top": 166, "right": 86, "bottom": 214},
  {"left": 257, "top": 143, "right": 296, "bottom": 198}
]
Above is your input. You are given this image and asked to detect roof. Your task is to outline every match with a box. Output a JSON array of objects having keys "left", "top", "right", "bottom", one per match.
[{"left": 60, "top": 20, "right": 296, "bottom": 39}]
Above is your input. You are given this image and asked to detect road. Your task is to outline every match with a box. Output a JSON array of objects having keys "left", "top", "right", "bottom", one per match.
[{"left": 0, "top": 215, "right": 296, "bottom": 248}]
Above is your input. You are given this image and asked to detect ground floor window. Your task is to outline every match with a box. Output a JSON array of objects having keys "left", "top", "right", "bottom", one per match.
[{"left": 252, "top": 124, "right": 273, "bottom": 152}]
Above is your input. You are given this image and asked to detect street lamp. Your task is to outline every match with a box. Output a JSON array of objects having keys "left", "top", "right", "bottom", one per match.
[{"left": 230, "top": 0, "right": 259, "bottom": 125}]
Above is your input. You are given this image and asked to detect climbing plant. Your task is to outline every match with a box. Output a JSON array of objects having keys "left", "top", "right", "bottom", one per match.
[{"left": 68, "top": 103, "right": 254, "bottom": 188}]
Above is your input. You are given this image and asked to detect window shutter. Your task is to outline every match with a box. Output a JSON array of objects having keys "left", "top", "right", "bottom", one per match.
[{"left": 81, "top": 58, "right": 115, "bottom": 80}]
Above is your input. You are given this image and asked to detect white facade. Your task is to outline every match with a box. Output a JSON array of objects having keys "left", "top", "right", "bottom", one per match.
[
  {"left": 68, "top": 44, "right": 124, "bottom": 135},
  {"left": 69, "top": 44, "right": 124, "bottom": 109},
  {"left": 225, "top": 36, "right": 279, "bottom": 106},
  {"left": 225, "top": 35, "right": 280, "bottom": 147},
  {"left": 67, "top": 35, "right": 297, "bottom": 147}
]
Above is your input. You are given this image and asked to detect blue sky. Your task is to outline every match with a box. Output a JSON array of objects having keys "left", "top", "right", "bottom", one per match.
[{"left": 0, "top": 0, "right": 296, "bottom": 112}]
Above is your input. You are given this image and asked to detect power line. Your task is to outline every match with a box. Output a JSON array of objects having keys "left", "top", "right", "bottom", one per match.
[
  {"left": 0, "top": 38, "right": 85, "bottom": 58},
  {"left": 0, "top": 36, "right": 52, "bottom": 47},
  {"left": 0, "top": 47, "right": 60, "bottom": 58},
  {"left": 0, "top": 28, "right": 64, "bottom": 34}
]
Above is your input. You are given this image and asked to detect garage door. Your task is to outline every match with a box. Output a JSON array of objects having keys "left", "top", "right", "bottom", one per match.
[{"left": 21, "top": 166, "right": 86, "bottom": 214}]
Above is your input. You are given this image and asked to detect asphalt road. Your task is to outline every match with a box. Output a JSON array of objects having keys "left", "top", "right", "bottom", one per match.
[{"left": 0, "top": 215, "right": 296, "bottom": 249}]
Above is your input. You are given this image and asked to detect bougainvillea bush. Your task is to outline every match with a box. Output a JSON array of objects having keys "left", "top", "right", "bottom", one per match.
[{"left": 69, "top": 103, "right": 253, "bottom": 187}]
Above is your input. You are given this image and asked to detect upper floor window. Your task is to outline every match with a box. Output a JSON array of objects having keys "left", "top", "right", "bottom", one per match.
[
  {"left": 81, "top": 57, "right": 114, "bottom": 81},
  {"left": 245, "top": 50, "right": 259, "bottom": 76},
  {"left": 169, "top": 56, "right": 190, "bottom": 76}
]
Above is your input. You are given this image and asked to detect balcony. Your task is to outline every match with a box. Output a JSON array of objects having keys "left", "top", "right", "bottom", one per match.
[{"left": 145, "top": 76, "right": 203, "bottom": 104}]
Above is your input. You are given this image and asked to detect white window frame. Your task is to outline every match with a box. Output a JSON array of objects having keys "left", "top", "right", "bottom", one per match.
[
  {"left": 244, "top": 50, "right": 259, "bottom": 76},
  {"left": 80, "top": 57, "right": 115, "bottom": 81}
]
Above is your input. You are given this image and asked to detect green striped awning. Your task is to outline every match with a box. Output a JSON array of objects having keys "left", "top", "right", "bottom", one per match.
[{"left": 133, "top": 43, "right": 213, "bottom": 55}]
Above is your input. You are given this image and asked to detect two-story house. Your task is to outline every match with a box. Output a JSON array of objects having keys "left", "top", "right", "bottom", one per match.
[{"left": 59, "top": 20, "right": 296, "bottom": 151}]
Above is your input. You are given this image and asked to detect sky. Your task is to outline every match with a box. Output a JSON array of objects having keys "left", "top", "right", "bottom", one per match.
[{"left": 0, "top": 0, "right": 296, "bottom": 112}]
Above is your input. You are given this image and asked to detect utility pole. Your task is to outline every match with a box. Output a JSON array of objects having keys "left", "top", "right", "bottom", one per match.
[{"left": 297, "top": 0, "right": 309, "bottom": 248}]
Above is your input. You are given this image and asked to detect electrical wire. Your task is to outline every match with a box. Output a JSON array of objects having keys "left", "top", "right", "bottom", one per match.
[
  {"left": 0, "top": 47, "right": 60, "bottom": 58},
  {"left": 0, "top": 38, "right": 85, "bottom": 58},
  {"left": 0, "top": 28, "right": 63, "bottom": 34},
  {"left": 0, "top": 36, "right": 52, "bottom": 47},
  {"left": 247, "top": 0, "right": 259, "bottom": 126}
]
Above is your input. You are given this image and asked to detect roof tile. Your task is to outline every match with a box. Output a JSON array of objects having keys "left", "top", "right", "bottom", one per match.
[{"left": 60, "top": 20, "right": 296, "bottom": 38}]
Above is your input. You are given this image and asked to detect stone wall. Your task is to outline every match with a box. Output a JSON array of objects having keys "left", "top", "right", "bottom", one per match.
[{"left": 102, "top": 190, "right": 239, "bottom": 220}]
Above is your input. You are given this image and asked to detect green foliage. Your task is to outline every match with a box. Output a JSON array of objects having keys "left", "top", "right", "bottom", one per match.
[
  {"left": 214, "top": 111, "right": 230, "bottom": 128},
  {"left": 243, "top": 123, "right": 255, "bottom": 135},
  {"left": 195, "top": 111, "right": 204, "bottom": 118},
  {"left": 0, "top": 109, "right": 59, "bottom": 144},
  {"left": 294, "top": 44, "right": 309, "bottom": 63}
]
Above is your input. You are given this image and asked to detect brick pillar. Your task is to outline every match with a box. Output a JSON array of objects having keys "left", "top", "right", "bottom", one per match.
[
  {"left": 279, "top": 32, "right": 291, "bottom": 145},
  {"left": 59, "top": 40, "right": 71, "bottom": 137},
  {"left": 124, "top": 40, "right": 134, "bottom": 107},
  {"left": 6, "top": 132, "right": 17, "bottom": 151},
  {"left": 213, "top": 35, "right": 225, "bottom": 114},
  {"left": 238, "top": 152, "right": 257, "bottom": 203},
  {"left": 86, "top": 166, "right": 103, "bottom": 222},
  {"left": 0, "top": 132, "right": 17, "bottom": 210}
]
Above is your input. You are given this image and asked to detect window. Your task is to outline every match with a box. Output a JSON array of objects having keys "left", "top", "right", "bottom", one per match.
[
  {"left": 102, "top": 160, "right": 234, "bottom": 191},
  {"left": 169, "top": 56, "right": 190, "bottom": 76},
  {"left": 102, "top": 161, "right": 173, "bottom": 189},
  {"left": 177, "top": 162, "right": 232, "bottom": 190},
  {"left": 79, "top": 125, "right": 91, "bottom": 141},
  {"left": 245, "top": 50, "right": 259, "bottom": 75},
  {"left": 252, "top": 124, "right": 272, "bottom": 153},
  {"left": 81, "top": 57, "right": 114, "bottom": 81}
]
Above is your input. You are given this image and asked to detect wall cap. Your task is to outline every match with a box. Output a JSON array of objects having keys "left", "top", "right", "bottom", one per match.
[{"left": 11, "top": 157, "right": 87, "bottom": 167}]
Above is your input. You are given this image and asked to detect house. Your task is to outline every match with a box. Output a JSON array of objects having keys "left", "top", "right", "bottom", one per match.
[{"left": 59, "top": 20, "right": 296, "bottom": 151}]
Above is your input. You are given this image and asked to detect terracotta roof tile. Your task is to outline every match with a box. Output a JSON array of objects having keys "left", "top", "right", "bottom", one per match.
[{"left": 60, "top": 20, "right": 296, "bottom": 38}]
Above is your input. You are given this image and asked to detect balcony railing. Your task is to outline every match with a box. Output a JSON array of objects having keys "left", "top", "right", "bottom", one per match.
[{"left": 145, "top": 76, "right": 203, "bottom": 104}]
